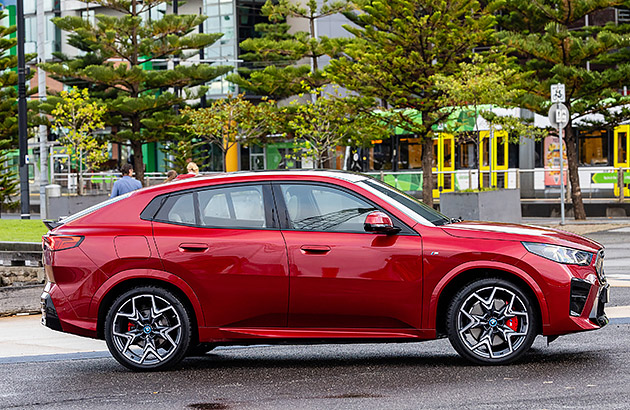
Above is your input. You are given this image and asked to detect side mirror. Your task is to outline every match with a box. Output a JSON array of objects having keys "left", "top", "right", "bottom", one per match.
[{"left": 364, "top": 211, "right": 401, "bottom": 235}]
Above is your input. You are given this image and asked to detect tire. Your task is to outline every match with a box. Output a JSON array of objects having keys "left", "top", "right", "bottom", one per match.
[
  {"left": 104, "top": 286, "right": 192, "bottom": 371},
  {"left": 446, "top": 278, "right": 538, "bottom": 365}
]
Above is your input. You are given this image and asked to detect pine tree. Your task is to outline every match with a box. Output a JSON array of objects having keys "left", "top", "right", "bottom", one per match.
[
  {"left": 41, "top": 0, "right": 232, "bottom": 183},
  {"left": 227, "top": 0, "right": 352, "bottom": 99},
  {"left": 497, "top": 0, "right": 630, "bottom": 219},
  {"left": 0, "top": 11, "right": 36, "bottom": 151},
  {"left": 327, "top": 0, "right": 497, "bottom": 206}
]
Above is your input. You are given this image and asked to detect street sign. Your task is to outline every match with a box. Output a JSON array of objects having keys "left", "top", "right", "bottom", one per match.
[
  {"left": 548, "top": 103, "right": 569, "bottom": 129},
  {"left": 591, "top": 172, "right": 630, "bottom": 184},
  {"left": 551, "top": 83, "right": 565, "bottom": 103}
]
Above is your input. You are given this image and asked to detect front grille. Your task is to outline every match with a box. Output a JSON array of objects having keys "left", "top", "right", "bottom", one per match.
[
  {"left": 570, "top": 278, "right": 592, "bottom": 316},
  {"left": 595, "top": 250, "right": 606, "bottom": 284}
]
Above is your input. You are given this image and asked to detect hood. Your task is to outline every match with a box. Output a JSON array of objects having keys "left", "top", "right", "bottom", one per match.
[{"left": 441, "top": 221, "right": 602, "bottom": 252}]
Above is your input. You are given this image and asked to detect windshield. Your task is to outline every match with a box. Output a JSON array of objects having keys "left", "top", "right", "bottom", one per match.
[{"left": 360, "top": 178, "right": 451, "bottom": 226}]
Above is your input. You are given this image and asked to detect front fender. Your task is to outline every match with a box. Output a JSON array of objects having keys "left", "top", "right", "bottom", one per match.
[{"left": 426, "top": 260, "right": 550, "bottom": 331}]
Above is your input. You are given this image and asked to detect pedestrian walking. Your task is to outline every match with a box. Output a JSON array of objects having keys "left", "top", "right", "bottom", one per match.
[
  {"left": 110, "top": 164, "right": 142, "bottom": 198},
  {"left": 175, "top": 162, "right": 200, "bottom": 180},
  {"left": 164, "top": 169, "right": 178, "bottom": 183}
]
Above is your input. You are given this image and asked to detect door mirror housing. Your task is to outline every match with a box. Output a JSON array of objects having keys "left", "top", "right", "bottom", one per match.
[{"left": 364, "top": 211, "right": 401, "bottom": 235}]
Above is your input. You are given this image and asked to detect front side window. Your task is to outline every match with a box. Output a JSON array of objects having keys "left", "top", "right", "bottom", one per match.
[
  {"left": 360, "top": 178, "right": 451, "bottom": 226},
  {"left": 154, "top": 185, "right": 266, "bottom": 229},
  {"left": 279, "top": 184, "right": 375, "bottom": 233}
]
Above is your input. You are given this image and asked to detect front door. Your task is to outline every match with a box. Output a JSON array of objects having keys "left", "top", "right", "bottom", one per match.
[
  {"left": 274, "top": 182, "right": 423, "bottom": 330},
  {"left": 614, "top": 125, "right": 630, "bottom": 197},
  {"left": 479, "top": 129, "right": 509, "bottom": 188},
  {"left": 433, "top": 133, "right": 455, "bottom": 198},
  {"left": 152, "top": 183, "right": 289, "bottom": 328}
]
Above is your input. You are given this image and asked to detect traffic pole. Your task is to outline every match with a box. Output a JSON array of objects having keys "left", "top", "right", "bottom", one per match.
[
  {"left": 17, "top": 0, "right": 30, "bottom": 219},
  {"left": 37, "top": 0, "right": 48, "bottom": 219},
  {"left": 558, "top": 113, "right": 565, "bottom": 225}
]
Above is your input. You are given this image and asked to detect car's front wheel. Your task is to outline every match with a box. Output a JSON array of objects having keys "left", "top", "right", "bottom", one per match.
[
  {"left": 104, "top": 286, "right": 191, "bottom": 371},
  {"left": 447, "top": 278, "right": 538, "bottom": 365}
]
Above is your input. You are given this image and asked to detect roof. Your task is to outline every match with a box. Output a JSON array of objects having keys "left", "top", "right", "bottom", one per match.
[{"left": 137, "top": 169, "right": 369, "bottom": 196}]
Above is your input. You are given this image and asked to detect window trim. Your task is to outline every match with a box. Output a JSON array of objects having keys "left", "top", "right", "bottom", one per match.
[{"left": 271, "top": 181, "right": 417, "bottom": 235}]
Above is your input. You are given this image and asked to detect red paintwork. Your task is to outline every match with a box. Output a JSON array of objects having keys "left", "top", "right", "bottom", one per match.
[{"left": 42, "top": 171, "right": 607, "bottom": 348}]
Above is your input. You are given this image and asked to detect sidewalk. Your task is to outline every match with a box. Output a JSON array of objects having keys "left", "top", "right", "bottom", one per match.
[
  {"left": 0, "top": 314, "right": 106, "bottom": 358},
  {"left": 1, "top": 306, "right": 629, "bottom": 359}
]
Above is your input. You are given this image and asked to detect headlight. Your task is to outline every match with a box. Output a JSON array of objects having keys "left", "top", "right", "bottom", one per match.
[{"left": 522, "top": 242, "right": 593, "bottom": 265}]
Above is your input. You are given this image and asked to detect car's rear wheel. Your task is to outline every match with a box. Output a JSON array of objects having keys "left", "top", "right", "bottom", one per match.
[
  {"left": 447, "top": 278, "right": 538, "bottom": 365},
  {"left": 104, "top": 286, "right": 191, "bottom": 371}
]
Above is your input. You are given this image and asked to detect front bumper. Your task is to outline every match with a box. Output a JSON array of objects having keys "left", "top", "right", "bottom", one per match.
[{"left": 589, "top": 282, "right": 609, "bottom": 328}]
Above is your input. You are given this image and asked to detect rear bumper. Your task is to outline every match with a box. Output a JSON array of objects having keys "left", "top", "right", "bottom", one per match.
[
  {"left": 40, "top": 282, "right": 98, "bottom": 339},
  {"left": 41, "top": 287, "right": 63, "bottom": 332}
]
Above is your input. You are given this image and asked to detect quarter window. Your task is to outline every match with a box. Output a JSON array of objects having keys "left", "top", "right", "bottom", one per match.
[{"left": 279, "top": 184, "right": 375, "bottom": 233}]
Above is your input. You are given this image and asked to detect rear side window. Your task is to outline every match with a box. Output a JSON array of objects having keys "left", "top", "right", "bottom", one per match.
[{"left": 154, "top": 185, "right": 267, "bottom": 229}]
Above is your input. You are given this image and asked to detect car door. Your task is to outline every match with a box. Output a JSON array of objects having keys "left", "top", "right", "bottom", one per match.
[
  {"left": 274, "top": 181, "right": 424, "bottom": 329},
  {"left": 152, "top": 183, "right": 289, "bottom": 328}
]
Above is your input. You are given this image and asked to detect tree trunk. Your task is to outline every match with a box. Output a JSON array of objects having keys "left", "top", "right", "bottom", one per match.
[
  {"left": 564, "top": 123, "right": 586, "bottom": 219},
  {"left": 130, "top": 140, "right": 145, "bottom": 186},
  {"left": 421, "top": 136, "right": 434, "bottom": 207}
]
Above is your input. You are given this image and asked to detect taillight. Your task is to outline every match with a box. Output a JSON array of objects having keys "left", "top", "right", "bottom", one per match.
[{"left": 43, "top": 235, "right": 84, "bottom": 251}]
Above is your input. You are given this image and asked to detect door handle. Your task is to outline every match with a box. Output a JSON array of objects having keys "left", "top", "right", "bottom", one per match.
[
  {"left": 300, "top": 245, "right": 331, "bottom": 254},
  {"left": 179, "top": 243, "right": 209, "bottom": 252}
]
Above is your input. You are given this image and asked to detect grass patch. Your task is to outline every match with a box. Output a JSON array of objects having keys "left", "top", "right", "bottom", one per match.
[{"left": 0, "top": 219, "right": 49, "bottom": 242}]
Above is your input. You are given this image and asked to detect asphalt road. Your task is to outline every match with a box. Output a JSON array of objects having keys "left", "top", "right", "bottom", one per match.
[
  {"left": 0, "top": 226, "right": 627, "bottom": 410},
  {"left": 1, "top": 322, "right": 629, "bottom": 410}
]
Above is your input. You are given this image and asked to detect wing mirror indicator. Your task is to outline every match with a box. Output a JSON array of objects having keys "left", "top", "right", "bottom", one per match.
[{"left": 364, "top": 211, "right": 401, "bottom": 235}]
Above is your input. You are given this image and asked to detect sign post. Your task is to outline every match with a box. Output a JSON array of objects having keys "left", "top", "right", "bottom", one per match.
[{"left": 548, "top": 84, "right": 569, "bottom": 225}]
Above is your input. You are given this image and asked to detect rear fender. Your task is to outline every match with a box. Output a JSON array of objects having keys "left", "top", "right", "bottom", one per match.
[{"left": 89, "top": 268, "right": 205, "bottom": 328}]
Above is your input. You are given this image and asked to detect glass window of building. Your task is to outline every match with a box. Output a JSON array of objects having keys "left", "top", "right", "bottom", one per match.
[
  {"left": 204, "top": 0, "right": 237, "bottom": 96},
  {"left": 578, "top": 128, "right": 608, "bottom": 166}
]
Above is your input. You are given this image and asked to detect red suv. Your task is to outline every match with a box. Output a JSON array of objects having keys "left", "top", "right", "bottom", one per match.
[{"left": 41, "top": 171, "right": 609, "bottom": 371}]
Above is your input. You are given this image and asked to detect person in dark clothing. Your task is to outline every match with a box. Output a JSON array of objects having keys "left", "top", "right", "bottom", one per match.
[{"left": 110, "top": 164, "right": 143, "bottom": 198}]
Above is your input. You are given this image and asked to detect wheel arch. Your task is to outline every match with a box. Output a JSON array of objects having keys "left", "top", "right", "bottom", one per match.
[
  {"left": 92, "top": 270, "right": 204, "bottom": 343},
  {"left": 431, "top": 264, "right": 548, "bottom": 337}
]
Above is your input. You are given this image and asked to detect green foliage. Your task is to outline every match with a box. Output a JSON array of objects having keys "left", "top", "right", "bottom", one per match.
[
  {"left": 227, "top": 0, "right": 352, "bottom": 99},
  {"left": 285, "top": 85, "right": 387, "bottom": 167},
  {"left": 0, "top": 150, "right": 18, "bottom": 211},
  {"left": 0, "top": 11, "right": 37, "bottom": 150},
  {"left": 160, "top": 138, "right": 208, "bottom": 175},
  {"left": 52, "top": 88, "right": 108, "bottom": 173},
  {"left": 496, "top": 0, "right": 630, "bottom": 219},
  {"left": 328, "top": 0, "right": 498, "bottom": 204},
  {"left": 41, "top": 0, "right": 230, "bottom": 182},
  {"left": 182, "top": 95, "right": 280, "bottom": 171}
]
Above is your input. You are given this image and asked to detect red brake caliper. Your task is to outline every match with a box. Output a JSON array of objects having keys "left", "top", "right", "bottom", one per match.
[
  {"left": 128, "top": 322, "right": 134, "bottom": 331},
  {"left": 506, "top": 317, "right": 518, "bottom": 331}
]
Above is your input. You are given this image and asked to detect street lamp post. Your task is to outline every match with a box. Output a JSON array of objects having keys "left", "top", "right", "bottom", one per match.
[{"left": 17, "top": 0, "right": 30, "bottom": 219}]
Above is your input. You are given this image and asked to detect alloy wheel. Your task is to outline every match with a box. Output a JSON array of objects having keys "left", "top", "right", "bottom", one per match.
[
  {"left": 456, "top": 285, "right": 530, "bottom": 360},
  {"left": 110, "top": 294, "right": 183, "bottom": 366}
]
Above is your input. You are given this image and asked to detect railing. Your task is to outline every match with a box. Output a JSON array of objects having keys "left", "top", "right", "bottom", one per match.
[
  {"left": 365, "top": 166, "right": 629, "bottom": 201},
  {"left": 49, "top": 172, "right": 173, "bottom": 195},
  {"left": 43, "top": 167, "right": 629, "bottom": 201}
]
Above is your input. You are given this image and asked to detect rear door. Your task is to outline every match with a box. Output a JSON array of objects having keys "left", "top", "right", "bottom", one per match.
[{"left": 152, "top": 183, "right": 289, "bottom": 328}]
